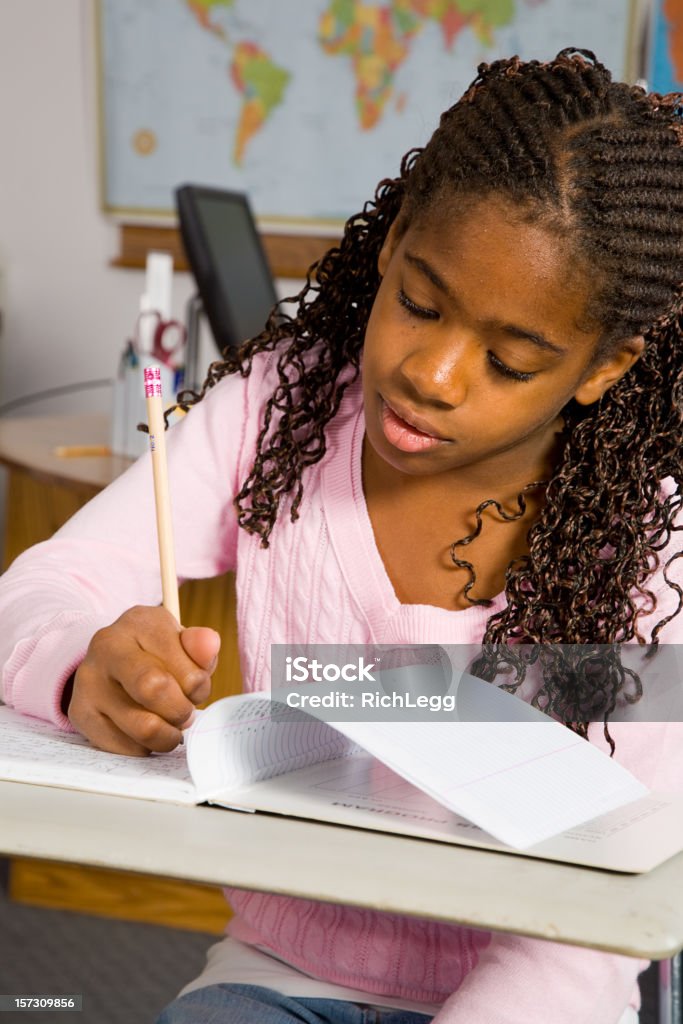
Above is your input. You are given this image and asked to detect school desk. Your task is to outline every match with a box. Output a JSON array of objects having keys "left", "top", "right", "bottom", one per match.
[{"left": 0, "top": 777, "right": 682, "bottom": 1021}]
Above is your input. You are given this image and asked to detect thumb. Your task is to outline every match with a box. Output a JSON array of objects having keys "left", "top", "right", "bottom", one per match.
[{"left": 180, "top": 626, "right": 221, "bottom": 672}]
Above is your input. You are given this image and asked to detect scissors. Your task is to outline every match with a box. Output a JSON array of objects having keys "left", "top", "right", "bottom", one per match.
[{"left": 134, "top": 310, "right": 187, "bottom": 368}]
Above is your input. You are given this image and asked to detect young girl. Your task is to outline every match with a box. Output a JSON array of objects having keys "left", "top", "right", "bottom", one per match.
[{"left": 1, "top": 48, "right": 682, "bottom": 1024}]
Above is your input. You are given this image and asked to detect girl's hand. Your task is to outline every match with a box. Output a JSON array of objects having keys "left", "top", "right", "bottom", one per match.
[{"left": 64, "top": 606, "right": 221, "bottom": 756}]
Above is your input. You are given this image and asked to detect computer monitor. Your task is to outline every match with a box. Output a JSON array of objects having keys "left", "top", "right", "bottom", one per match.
[{"left": 175, "top": 185, "right": 278, "bottom": 363}]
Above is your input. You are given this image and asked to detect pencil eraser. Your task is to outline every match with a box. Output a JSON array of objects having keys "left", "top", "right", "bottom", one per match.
[{"left": 144, "top": 365, "right": 162, "bottom": 398}]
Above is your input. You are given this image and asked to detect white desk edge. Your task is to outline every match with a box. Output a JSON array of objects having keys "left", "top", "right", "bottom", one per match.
[{"left": 2, "top": 779, "right": 683, "bottom": 960}]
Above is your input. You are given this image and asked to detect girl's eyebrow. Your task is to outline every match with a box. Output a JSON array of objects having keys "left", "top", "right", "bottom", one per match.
[
  {"left": 404, "top": 250, "right": 566, "bottom": 355},
  {"left": 500, "top": 323, "right": 566, "bottom": 355}
]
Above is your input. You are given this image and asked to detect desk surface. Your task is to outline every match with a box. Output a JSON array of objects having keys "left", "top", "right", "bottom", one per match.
[
  {"left": 0, "top": 414, "right": 131, "bottom": 491},
  {"left": 3, "top": 779, "right": 683, "bottom": 961}
]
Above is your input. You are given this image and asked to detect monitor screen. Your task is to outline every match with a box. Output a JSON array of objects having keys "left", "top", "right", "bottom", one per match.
[{"left": 175, "top": 185, "right": 278, "bottom": 353}]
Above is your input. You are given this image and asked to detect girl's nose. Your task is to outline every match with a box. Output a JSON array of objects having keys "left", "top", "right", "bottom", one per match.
[{"left": 398, "top": 338, "right": 471, "bottom": 409}]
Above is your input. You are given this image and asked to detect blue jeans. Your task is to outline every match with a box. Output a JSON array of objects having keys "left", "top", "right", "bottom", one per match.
[{"left": 156, "top": 984, "right": 435, "bottom": 1024}]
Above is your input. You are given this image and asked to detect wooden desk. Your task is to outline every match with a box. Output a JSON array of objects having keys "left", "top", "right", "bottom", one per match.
[
  {"left": 0, "top": 413, "right": 240, "bottom": 932},
  {"left": 3, "top": 778, "right": 683, "bottom": 961},
  {"left": 0, "top": 414, "right": 130, "bottom": 564},
  {"left": 0, "top": 413, "right": 132, "bottom": 491}
]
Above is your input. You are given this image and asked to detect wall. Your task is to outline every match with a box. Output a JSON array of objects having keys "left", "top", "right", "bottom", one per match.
[{"left": 0, "top": 0, "right": 192, "bottom": 414}]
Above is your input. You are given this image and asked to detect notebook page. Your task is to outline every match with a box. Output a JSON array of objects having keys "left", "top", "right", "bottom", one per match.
[
  {"left": 209, "top": 752, "right": 682, "bottom": 871},
  {"left": 186, "top": 693, "right": 358, "bottom": 799},
  {"left": 326, "top": 719, "right": 648, "bottom": 848},
  {"left": 0, "top": 705, "right": 196, "bottom": 803}
]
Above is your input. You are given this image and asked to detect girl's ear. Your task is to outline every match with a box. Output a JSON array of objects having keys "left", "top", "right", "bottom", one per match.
[
  {"left": 574, "top": 336, "right": 645, "bottom": 406},
  {"left": 378, "top": 220, "right": 404, "bottom": 277}
]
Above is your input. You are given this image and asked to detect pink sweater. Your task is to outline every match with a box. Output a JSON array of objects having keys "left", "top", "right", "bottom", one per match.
[{"left": 2, "top": 351, "right": 682, "bottom": 1023}]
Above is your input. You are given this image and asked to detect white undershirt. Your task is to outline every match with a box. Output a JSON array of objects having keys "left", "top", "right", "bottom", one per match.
[{"left": 178, "top": 935, "right": 442, "bottom": 1016}]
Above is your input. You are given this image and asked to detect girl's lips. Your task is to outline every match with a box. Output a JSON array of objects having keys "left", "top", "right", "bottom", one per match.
[{"left": 380, "top": 399, "right": 452, "bottom": 453}]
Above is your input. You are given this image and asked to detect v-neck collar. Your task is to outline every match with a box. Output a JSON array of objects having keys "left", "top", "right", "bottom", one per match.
[{"left": 321, "top": 377, "right": 506, "bottom": 644}]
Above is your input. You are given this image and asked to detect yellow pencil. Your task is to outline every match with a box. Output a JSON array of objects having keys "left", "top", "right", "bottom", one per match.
[
  {"left": 53, "top": 445, "right": 112, "bottom": 458},
  {"left": 144, "top": 366, "right": 180, "bottom": 623}
]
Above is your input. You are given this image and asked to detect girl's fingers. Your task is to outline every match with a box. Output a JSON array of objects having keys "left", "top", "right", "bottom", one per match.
[
  {"left": 88, "top": 615, "right": 210, "bottom": 713},
  {"left": 180, "top": 626, "right": 221, "bottom": 673},
  {"left": 84, "top": 711, "right": 156, "bottom": 758},
  {"left": 114, "top": 652, "right": 198, "bottom": 726},
  {"left": 117, "top": 607, "right": 214, "bottom": 705},
  {"left": 69, "top": 606, "right": 219, "bottom": 753},
  {"left": 78, "top": 638, "right": 194, "bottom": 727},
  {"left": 102, "top": 690, "right": 185, "bottom": 754},
  {"left": 71, "top": 676, "right": 184, "bottom": 756}
]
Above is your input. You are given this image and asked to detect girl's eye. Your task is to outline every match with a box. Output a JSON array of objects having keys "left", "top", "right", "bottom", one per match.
[
  {"left": 396, "top": 289, "right": 439, "bottom": 320},
  {"left": 487, "top": 351, "right": 537, "bottom": 383},
  {"left": 396, "top": 290, "right": 537, "bottom": 382}
]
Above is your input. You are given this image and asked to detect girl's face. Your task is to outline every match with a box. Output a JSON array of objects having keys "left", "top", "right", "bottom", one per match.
[{"left": 362, "top": 197, "right": 638, "bottom": 487}]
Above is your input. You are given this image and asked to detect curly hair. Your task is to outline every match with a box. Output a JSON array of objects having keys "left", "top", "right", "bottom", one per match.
[{"left": 178, "top": 49, "right": 683, "bottom": 735}]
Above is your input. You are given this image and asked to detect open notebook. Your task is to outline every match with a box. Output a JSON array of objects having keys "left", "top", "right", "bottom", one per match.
[{"left": 1, "top": 673, "right": 682, "bottom": 874}]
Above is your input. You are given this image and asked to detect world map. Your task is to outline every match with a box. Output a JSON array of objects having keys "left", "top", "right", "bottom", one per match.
[
  {"left": 649, "top": 0, "right": 683, "bottom": 93},
  {"left": 99, "top": 0, "right": 636, "bottom": 224},
  {"left": 184, "top": 0, "right": 525, "bottom": 158}
]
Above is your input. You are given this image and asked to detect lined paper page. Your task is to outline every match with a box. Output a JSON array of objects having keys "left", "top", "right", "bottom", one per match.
[
  {"left": 0, "top": 706, "right": 196, "bottom": 803},
  {"left": 186, "top": 694, "right": 357, "bottom": 799},
  {"left": 212, "top": 753, "right": 682, "bottom": 871},
  {"left": 188, "top": 689, "right": 648, "bottom": 848},
  {"left": 331, "top": 719, "right": 647, "bottom": 848}
]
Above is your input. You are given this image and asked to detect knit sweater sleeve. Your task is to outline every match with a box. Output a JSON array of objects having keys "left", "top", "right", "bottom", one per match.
[
  {"left": 432, "top": 934, "right": 643, "bottom": 1024},
  {"left": 0, "top": 358, "right": 266, "bottom": 728}
]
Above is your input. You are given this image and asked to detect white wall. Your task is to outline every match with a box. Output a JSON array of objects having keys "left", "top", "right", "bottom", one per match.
[
  {"left": 0, "top": 0, "right": 301, "bottom": 409},
  {"left": 0, "top": 0, "right": 192, "bottom": 415}
]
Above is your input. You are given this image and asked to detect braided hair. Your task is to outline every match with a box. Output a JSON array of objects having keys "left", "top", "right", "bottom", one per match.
[{"left": 181, "top": 49, "right": 683, "bottom": 730}]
